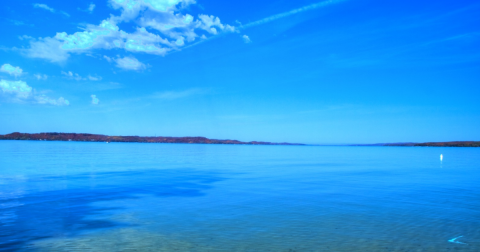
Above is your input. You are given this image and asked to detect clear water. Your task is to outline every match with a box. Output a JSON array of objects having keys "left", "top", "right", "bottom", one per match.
[{"left": 1, "top": 141, "right": 479, "bottom": 251}]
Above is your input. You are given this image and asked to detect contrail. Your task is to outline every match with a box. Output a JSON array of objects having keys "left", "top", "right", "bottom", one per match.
[
  {"left": 147, "top": 0, "right": 347, "bottom": 61},
  {"left": 240, "top": 0, "right": 347, "bottom": 29}
]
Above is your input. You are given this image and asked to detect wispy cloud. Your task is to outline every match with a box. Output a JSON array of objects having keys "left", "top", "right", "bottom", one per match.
[
  {"left": 88, "top": 3, "right": 96, "bottom": 13},
  {"left": 61, "top": 71, "right": 102, "bottom": 81},
  {"left": 33, "top": 3, "right": 69, "bottom": 17},
  {"left": 151, "top": 88, "right": 204, "bottom": 100},
  {"left": 422, "top": 32, "right": 480, "bottom": 46},
  {"left": 299, "top": 104, "right": 355, "bottom": 114},
  {"left": 87, "top": 75, "right": 102, "bottom": 81},
  {"left": 185, "top": 0, "right": 343, "bottom": 50},
  {"left": 299, "top": 104, "right": 415, "bottom": 116},
  {"left": 109, "top": 88, "right": 205, "bottom": 106},
  {"left": 59, "top": 11, "right": 70, "bottom": 17},
  {"left": 18, "top": 35, "right": 33, "bottom": 40},
  {"left": 1, "top": 64, "right": 23, "bottom": 77},
  {"left": 33, "top": 3, "right": 54, "bottom": 12},
  {"left": 103, "top": 55, "right": 113, "bottom": 62},
  {"left": 241, "top": 0, "right": 346, "bottom": 29},
  {"left": 34, "top": 74, "right": 48, "bottom": 80},
  {"left": 6, "top": 19, "right": 33, "bottom": 27},
  {"left": 242, "top": 35, "right": 251, "bottom": 43},
  {"left": 78, "top": 3, "right": 96, "bottom": 14}
]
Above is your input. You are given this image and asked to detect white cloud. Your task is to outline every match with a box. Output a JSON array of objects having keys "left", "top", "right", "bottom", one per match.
[
  {"left": 175, "top": 37, "right": 185, "bottom": 46},
  {"left": 33, "top": 3, "right": 69, "bottom": 17},
  {"left": 1, "top": 64, "right": 23, "bottom": 77},
  {"left": 0, "top": 80, "right": 32, "bottom": 99},
  {"left": 55, "top": 19, "right": 120, "bottom": 51},
  {"left": 196, "top": 14, "right": 235, "bottom": 34},
  {"left": 35, "top": 95, "right": 70, "bottom": 106},
  {"left": 115, "top": 56, "right": 146, "bottom": 71},
  {"left": 34, "top": 74, "right": 48, "bottom": 80},
  {"left": 26, "top": 0, "right": 236, "bottom": 63},
  {"left": 0, "top": 79, "right": 69, "bottom": 106},
  {"left": 24, "top": 37, "right": 70, "bottom": 63},
  {"left": 121, "top": 27, "right": 171, "bottom": 54},
  {"left": 50, "top": 20, "right": 170, "bottom": 55},
  {"left": 242, "top": 35, "right": 251, "bottom": 43},
  {"left": 62, "top": 71, "right": 82, "bottom": 80},
  {"left": 61, "top": 71, "right": 102, "bottom": 81},
  {"left": 91, "top": 94, "right": 99, "bottom": 104},
  {"left": 33, "top": 3, "right": 55, "bottom": 12},
  {"left": 110, "top": 0, "right": 197, "bottom": 21}
]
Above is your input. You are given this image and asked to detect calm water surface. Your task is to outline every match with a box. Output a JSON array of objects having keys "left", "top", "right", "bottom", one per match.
[{"left": 1, "top": 141, "right": 479, "bottom": 251}]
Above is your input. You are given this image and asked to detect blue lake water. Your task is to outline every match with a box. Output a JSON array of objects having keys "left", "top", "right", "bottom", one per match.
[{"left": 1, "top": 140, "right": 479, "bottom": 251}]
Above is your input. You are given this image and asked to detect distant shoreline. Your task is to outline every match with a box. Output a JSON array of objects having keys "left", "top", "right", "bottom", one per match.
[
  {"left": 1, "top": 133, "right": 478, "bottom": 147},
  {"left": 0, "top": 132, "right": 304, "bottom": 146},
  {"left": 350, "top": 142, "right": 480, "bottom": 147}
]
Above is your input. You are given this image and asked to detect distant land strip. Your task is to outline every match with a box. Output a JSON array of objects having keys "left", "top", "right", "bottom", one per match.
[
  {"left": 352, "top": 142, "right": 480, "bottom": 147},
  {"left": 0, "top": 132, "right": 304, "bottom": 146}
]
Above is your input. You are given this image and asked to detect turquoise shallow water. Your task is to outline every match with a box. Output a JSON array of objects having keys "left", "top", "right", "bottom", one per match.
[{"left": 0, "top": 140, "right": 479, "bottom": 251}]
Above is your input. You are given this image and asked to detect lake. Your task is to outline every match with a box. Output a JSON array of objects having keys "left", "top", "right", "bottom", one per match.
[{"left": 1, "top": 141, "right": 479, "bottom": 251}]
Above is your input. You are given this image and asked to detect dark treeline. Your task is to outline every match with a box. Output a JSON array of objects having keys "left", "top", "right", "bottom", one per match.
[
  {"left": 0, "top": 132, "right": 303, "bottom": 145},
  {"left": 354, "top": 141, "right": 480, "bottom": 147}
]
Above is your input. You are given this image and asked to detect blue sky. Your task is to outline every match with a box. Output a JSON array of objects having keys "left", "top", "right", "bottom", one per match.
[{"left": 0, "top": 0, "right": 479, "bottom": 144}]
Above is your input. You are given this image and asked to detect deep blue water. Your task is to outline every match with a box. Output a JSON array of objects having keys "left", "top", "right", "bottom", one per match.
[{"left": 1, "top": 141, "right": 479, "bottom": 251}]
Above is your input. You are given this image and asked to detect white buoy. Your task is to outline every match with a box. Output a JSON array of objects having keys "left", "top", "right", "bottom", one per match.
[{"left": 440, "top": 154, "right": 443, "bottom": 161}]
